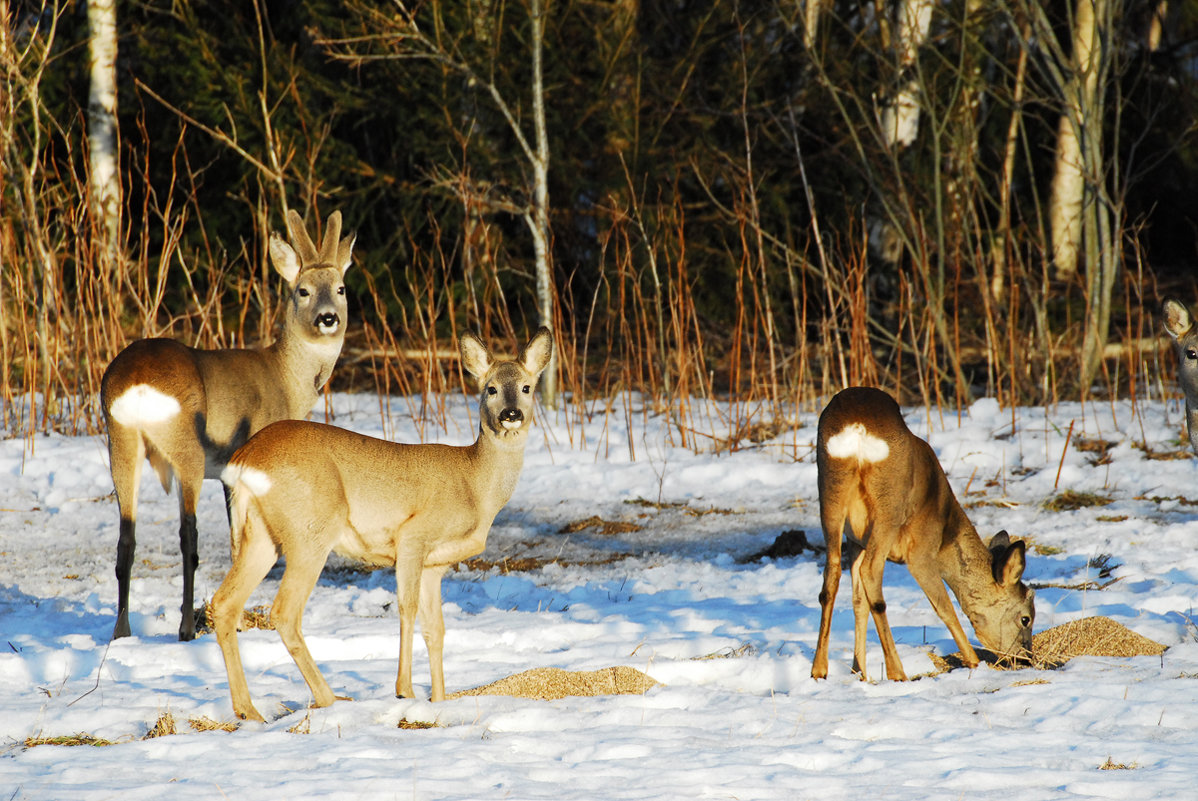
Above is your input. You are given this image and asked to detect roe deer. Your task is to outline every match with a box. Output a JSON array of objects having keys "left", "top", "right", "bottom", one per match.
[
  {"left": 1162, "top": 298, "right": 1198, "bottom": 454},
  {"left": 101, "top": 210, "right": 355, "bottom": 642},
  {"left": 810, "top": 387, "right": 1035, "bottom": 681},
  {"left": 212, "top": 327, "right": 553, "bottom": 722}
]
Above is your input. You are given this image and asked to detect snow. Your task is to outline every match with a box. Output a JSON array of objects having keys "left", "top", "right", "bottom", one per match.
[{"left": 3, "top": 390, "right": 1198, "bottom": 799}]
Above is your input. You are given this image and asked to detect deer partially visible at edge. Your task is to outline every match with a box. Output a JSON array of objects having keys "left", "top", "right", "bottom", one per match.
[
  {"left": 1163, "top": 298, "right": 1198, "bottom": 455},
  {"left": 101, "top": 210, "right": 355, "bottom": 642},
  {"left": 810, "top": 387, "right": 1035, "bottom": 681},
  {"left": 212, "top": 327, "right": 553, "bottom": 722}
]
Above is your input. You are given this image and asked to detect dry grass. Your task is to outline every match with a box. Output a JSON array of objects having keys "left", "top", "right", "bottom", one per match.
[
  {"left": 1098, "top": 756, "right": 1139, "bottom": 770},
  {"left": 446, "top": 666, "right": 659, "bottom": 702},
  {"left": 189, "top": 716, "right": 238, "bottom": 733},
  {"left": 559, "top": 516, "right": 643, "bottom": 535},
  {"left": 1042, "top": 490, "right": 1114, "bottom": 512}
]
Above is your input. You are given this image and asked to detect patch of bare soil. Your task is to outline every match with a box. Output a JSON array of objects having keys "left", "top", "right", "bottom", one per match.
[{"left": 446, "top": 665, "right": 659, "bottom": 701}]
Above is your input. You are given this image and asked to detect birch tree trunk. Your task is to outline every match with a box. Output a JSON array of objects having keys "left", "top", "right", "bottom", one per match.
[
  {"left": 528, "top": 0, "right": 557, "bottom": 407},
  {"left": 1047, "top": 0, "right": 1098, "bottom": 281},
  {"left": 87, "top": 0, "right": 120, "bottom": 282},
  {"left": 881, "top": 0, "right": 933, "bottom": 149}
]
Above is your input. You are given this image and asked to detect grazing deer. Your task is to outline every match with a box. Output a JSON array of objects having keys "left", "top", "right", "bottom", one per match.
[
  {"left": 101, "top": 210, "right": 355, "bottom": 642},
  {"left": 810, "top": 387, "right": 1035, "bottom": 682},
  {"left": 211, "top": 327, "right": 553, "bottom": 722},
  {"left": 1163, "top": 298, "right": 1198, "bottom": 454}
]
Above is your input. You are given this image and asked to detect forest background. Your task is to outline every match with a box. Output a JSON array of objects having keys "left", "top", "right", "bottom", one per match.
[{"left": 3, "top": 0, "right": 1198, "bottom": 443}]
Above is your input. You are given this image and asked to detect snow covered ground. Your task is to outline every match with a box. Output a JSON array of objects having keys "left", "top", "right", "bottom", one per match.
[{"left": 3, "top": 388, "right": 1198, "bottom": 800}]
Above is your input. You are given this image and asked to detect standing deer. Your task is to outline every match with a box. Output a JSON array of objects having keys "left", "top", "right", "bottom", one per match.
[
  {"left": 101, "top": 210, "right": 355, "bottom": 642},
  {"left": 810, "top": 387, "right": 1035, "bottom": 682},
  {"left": 1163, "top": 298, "right": 1198, "bottom": 454},
  {"left": 211, "top": 327, "right": 553, "bottom": 722}
]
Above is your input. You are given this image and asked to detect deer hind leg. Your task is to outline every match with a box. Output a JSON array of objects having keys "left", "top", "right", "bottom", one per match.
[
  {"left": 107, "top": 424, "right": 145, "bottom": 640},
  {"left": 212, "top": 515, "right": 278, "bottom": 722},
  {"left": 846, "top": 537, "right": 873, "bottom": 679},
  {"left": 271, "top": 540, "right": 338, "bottom": 711},
  {"left": 418, "top": 565, "right": 449, "bottom": 702},
  {"left": 905, "top": 557, "right": 980, "bottom": 669},
  {"left": 811, "top": 482, "right": 849, "bottom": 680},
  {"left": 857, "top": 536, "right": 908, "bottom": 681},
  {"left": 173, "top": 455, "right": 205, "bottom": 642}
]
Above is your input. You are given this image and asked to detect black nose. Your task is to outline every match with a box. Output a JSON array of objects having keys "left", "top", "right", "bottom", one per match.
[
  {"left": 499, "top": 408, "right": 523, "bottom": 423},
  {"left": 315, "top": 312, "right": 339, "bottom": 329}
]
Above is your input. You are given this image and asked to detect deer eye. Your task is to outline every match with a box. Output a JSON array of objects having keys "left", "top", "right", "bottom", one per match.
[
  {"left": 487, "top": 386, "right": 497, "bottom": 396},
  {"left": 297, "top": 287, "right": 310, "bottom": 298},
  {"left": 1021, "top": 616, "right": 1032, "bottom": 628},
  {"left": 522, "top": 385, "right": 530, "bottom": 394},
  {"left": 337, "top": 286, "right": 345, "bottom": 295},
  {"left": 1187, "top": 349, "right": 1198, "bottom": 361}
]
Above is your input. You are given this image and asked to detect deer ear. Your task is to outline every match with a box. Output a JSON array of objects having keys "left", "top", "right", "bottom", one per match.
[
  {"left": 459, "top": 333, "right": 492, "bottom": 381},
  {"left": 269, "top": 233, "right": 301, "bottom": 285},
  {"left": 520, "top": 327, "right": 554, "bottom": 376},
  {"left": 1164, "top": 299, "right": 1193, "bottom": 341},
  {"left": 337, "top": 232, "right": 357, "bottom": 276},
  {"left": 993, "top": 539, "right": 1027, "bottom": 586}
]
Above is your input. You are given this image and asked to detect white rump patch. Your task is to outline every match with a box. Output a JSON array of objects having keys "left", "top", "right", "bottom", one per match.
[
  {"left": 108, "top": 384, "right": 181, "bottom": 426},
  {"left": 222, "top": 463, "right": 272, "bottom": 497},
  {"left": 826, "top": 423, "right": 890, "bottom": 463}
]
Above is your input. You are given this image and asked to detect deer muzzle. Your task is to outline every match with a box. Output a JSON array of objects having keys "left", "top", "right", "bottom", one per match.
[
  {"left": 499, "top": 407, "right": 524, "bottom": 430},
  {"left": 314, "top": 312, "right": 341, "bottom": 334}
]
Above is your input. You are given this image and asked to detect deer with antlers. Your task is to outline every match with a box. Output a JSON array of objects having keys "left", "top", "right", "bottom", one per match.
[
  {"left": 101, "top": 210, "right": 355, "bottom": 642},
  {"left": 810, "top": 387, "right": 1035, "bottom": 681},
  {"left": 211, "top": 327, "right": 553, "bottom": 722}
]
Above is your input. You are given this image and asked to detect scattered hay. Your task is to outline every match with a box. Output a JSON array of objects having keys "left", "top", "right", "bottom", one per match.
[
  {"left": 1098, "top": 756, "right": 1139, "bottom": 770},
  {"left": 195, "top": 603, "right": 274, "bottom": 636},
  {"left": 459, "top": 552, "right": 631, "bottom": 574},
  {"left": 24, "top": 733, "right": 119, "bottom": 748},
  {"left": 1043, "top": 490, "right": 1113, "bottom": 512},
  {"left": 143, "top": 712, "right": 177, "bottom": 739},
  {"left": 189, "top": 716, "right": 237, "bottom": 733},
  {"left": 559, "top": 515, "right": 643, "bottom": 535},
  {"left": 447, "top": 666, "right": 659, "bottom": 702},
  {"left": 691, "top": 643, "right": 756, "bottom": 660}
]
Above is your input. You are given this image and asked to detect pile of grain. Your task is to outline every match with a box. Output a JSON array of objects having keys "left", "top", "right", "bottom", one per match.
[
  {"left": 1029, "top": 615, "right": 1166, "bottom": 668},
  {"left": 929, "top": 615, "right": 1166, "bottom": 674},
  {"left": 446, "top": 666, "right": 659, "bottom": 701}
]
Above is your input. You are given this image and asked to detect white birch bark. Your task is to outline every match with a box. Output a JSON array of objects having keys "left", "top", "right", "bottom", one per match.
[
  {"left": 529, "top": 0, "right": 557, "bottom": 407},
  {"left": 87, "top": 0, "right": 120, "bottom": 272},
  {"left": 880, "top": 0, "right": 933, "bottom": 149},
  {"left": 1047, "top": 0, "right": 1098, "bottom": 281}
]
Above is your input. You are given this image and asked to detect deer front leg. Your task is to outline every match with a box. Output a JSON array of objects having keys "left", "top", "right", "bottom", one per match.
[
  {"left": 906, "top": 558, "right": 980, "bottom": 669},
  {"left": 394, "top": 553, "right": 424, "bottom": 700},
  {"left": 418, "top": 566, "right": 449, "bottom": 702}
]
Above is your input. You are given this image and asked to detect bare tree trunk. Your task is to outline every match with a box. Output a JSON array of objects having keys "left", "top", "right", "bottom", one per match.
[
  {"left": 1047, "top": 0, "right": 1097, "bottom": 282},
  {"left": 881, "top": 0, "right": 933, "bottom": 149},
  {"left": 528, "top": 0, "right": 557, "bottom": 407},
  {"left": 87, "top": 0, "right": 120, "bottom": 285}
]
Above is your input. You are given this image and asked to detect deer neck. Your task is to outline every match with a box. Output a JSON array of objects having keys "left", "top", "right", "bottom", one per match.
[
  {"left": 265, "top": 324, "right": 344, "bottom": 413},
  {"left": 467, "top": 424, "right": 529, "bottom": 513},
  {"left": 937, "top": 504, "right": 996, "bottom": 626}
]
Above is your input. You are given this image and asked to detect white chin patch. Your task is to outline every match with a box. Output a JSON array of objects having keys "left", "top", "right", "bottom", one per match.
[
  {"left": 501, "top": 420, "right": 523, "bottom": 431},
  {"left": 316, "top": 321, "right": 340, "bottom": 335},
  {"left": 108, "top": 384, "right": 181, "bottom": 426}
]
